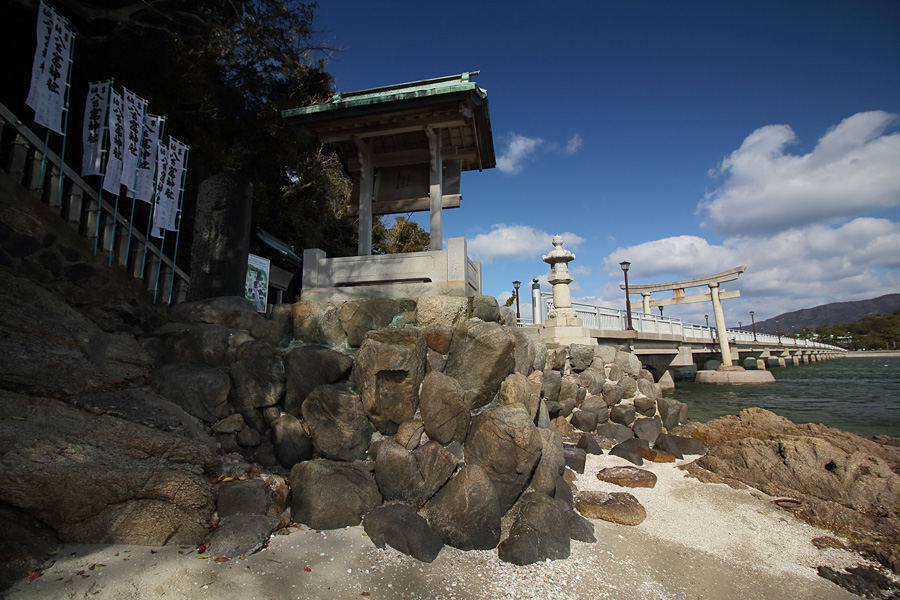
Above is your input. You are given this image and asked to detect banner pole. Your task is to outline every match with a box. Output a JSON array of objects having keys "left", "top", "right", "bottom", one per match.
[
  {"left": 140, "top": 118, "right": 166, "bottom": 280},
  {"left": 53, "top": 26, "right": 75, "bottom": 208},
  {"left": 92, "top": 78, "right": 113, "bottom": 256},
  {"left": 124, "top": 100, "right": 149, "bottom": 263},
  {"left": 165, "top": 145, "right": 190, "bottom": 304}
]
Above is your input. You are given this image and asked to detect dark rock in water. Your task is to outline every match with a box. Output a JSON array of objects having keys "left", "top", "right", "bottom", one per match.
[
  {"left": 498, "top": 493, "right": 571, "bottom": 565},
  {"left": 464, "top": 404, "right": 542, "bottom": 513},
  {"left": 576, "top": 433, "right": 604, "bottom": 456},
  {"left": 151, "top": 362, "right": 232, "bottom": 423},
  {"left": 353, "top": 328, "right": 426, "bottom": 434},
  {"left": 420, "top": 371, "right": 470, "bottom": 444},
  {"left": 609, "top": 437, "right": 650, "bottom": 466},
  {"left": 206, "top": 514, "right": 279, "bottom": 559},
  {"left": 270, "top": 414, "right": 313, "bottom": 469},
  {"left": 596, "top": 466, "right": 657, "bottom": 489},
  {"left": 444, "top": 320, "right": 515, "bottom": 409},
  {"left": 597, "top": 423, "right": 635, "bottom": 444},
  {"left": 570, "top": 410, "right": 598, "bottom": 433},
  {"left": 364, "top": 504, "right": 443, "bottom": 563},
  {"left": 283, "top": 345, "right": 353, "bottom": 416},
  {"left": 289, "top": 460, "right": 381, "bottom": 530},
  {"left": 217, "top": 479, "right": 268, "bottom": 518},
  {"left": 817, "top": 565, "right": 899, "bottom": 599},
  {"left": 610, "top": 404, "right": 635, "bottom": 427},
  {"left": 653, "top": 433, "right": 685, "bottom": 460},
  {"left": 425, "top": 464, "right": 502, "bottom": 551},
  {"left": 574, "top": 490, "right": 646, "bottom": 526},
  {"left": 563, "top": 446, "right": 587, "bottom": 474},
  {"left": 633, "top": 416, "right": 663, "bottom": 443},
  {"left": 302, "top": 383, "right": 373, "bottom": 462}
]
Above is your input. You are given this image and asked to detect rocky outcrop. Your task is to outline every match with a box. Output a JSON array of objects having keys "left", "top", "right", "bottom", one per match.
[
  {"left": 689, "top": 408, "right": 900, "bottom": 573},
  {"left": 444, "top": 320, "right": 515, "bottom": 409}
]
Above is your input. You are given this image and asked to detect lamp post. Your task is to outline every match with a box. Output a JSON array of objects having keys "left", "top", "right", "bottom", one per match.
[
  {"left": 750, "top": 311, "right": 757, "bottom": 342},
  {"left": 512, "top": 280, "right": 521, "bottom": 323},
  {"left": 619, "top": 261, "right": 634, "bottom": 330},
  {"left": 705, "top": 314, "right": 709, "bottom": 327},
  {"left": 658, "top": 306, "right": 664, "bottom": 317}
]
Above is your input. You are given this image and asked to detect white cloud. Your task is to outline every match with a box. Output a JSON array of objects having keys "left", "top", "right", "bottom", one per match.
[
  {"left": 604, "top": 235, "right": 739, "bottom": 278},
  {"left": 700, "top": 111, "right": 900, "bottom": 236},
  {"left": 497, "top": 133, "right": 543, "bottom": 175},
  {"left": 467, "top": 225, "right": 585, "bottom": 263},
  {"left": 602, "top": 218, "right": 900, "bottom": 320},
  {"left": 563, "top": 133, "right": 583, "bottom": 155}
]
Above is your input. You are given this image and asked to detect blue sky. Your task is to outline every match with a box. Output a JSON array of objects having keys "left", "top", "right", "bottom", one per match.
[{"left": 312, "top": 0, "right": 900, "bottom": 326}]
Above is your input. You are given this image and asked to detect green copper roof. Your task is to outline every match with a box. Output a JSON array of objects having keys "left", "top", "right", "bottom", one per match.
[{"left": 282, "top": 72, "right": 486, "bottom": 119}]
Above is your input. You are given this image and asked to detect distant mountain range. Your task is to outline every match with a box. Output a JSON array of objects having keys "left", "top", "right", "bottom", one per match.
[{"left": 742, "top": 294, "right": 900, "bottom": 335}]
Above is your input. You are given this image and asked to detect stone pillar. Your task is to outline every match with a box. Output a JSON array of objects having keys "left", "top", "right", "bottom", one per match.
[
  {"left": 427, "top": 127, "right": 443, "bottom": 252},
  {"left": 188, "top": 173, "right": 253, "bottom": 301},
  {"left": 709, "top": 283, "right": 734, "bottom": 367},
  {"left": 642, "top": 293, "right": 651, "bottom": 315}
]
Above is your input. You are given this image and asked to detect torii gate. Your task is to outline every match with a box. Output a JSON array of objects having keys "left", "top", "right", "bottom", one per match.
[{"left": 620, "top": 266, "right": 747, "bottom": 367}]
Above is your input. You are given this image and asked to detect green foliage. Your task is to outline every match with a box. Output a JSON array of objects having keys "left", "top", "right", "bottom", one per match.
[
  {"left": 807, "top": 309, "right": 900, "bottom": 350},
  {"left": 372, "top": 215, "right": 430, "bottom": 255},
  {"left": 503, "top": 292, "right": 516, "bottom": 308}
]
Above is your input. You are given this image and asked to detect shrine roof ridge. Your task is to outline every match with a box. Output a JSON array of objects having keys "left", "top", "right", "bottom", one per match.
[{"left": 282, "top": 71, "right": 486, "bottom": 119}]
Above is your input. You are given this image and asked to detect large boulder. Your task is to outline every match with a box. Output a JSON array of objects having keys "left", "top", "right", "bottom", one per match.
[
  {"left": 155, "top": 322, "right": 249, "bottom": 367},
  {"left": 289, "top": 460, "right": 382, "bottom": 530},
  {"left": 497, "top": 492, "right": 571, "bottom": 565},
  {"left": 416, "top": 296, "right": 468, "bottom": 328},
  {"left": 352, "top": 328, "right": 426, "bottom": 434},
  {"left": 282, "top": 344, "right": 353, "bottom": 416},
  {"left": 424, "top": 464, "right": 502, "bottom": 551},
  {"left": 568, "top": 345, "right": 595, "bottom": 372},
  {"left": 374, "top": 439, "right": 456, "bottom": 509},
  {"left": 291, "top": 301, "right": 346, "bottom": 347},
  {"left": 270, "top": 413, "right": 313, "bottom": 469},
  {"left": 419, "top": 372, "right": 470, "bottom": 444},
  {"left": 0, "top": 391, "right": 214, "bottom": 545},
  {"left": 444, "top": 320, "right": 515, "bottom": 409},
  {"left": 510, "top": 328, "right": 536, "bottom": 376},
  {"left": 301, "top": 383, "right": 373, "bottom": 461},
  {"left": 151, "top": 362, "right": 232, "bottom": 423},
  {"left": 574, "top": 490, "right": 646, "bottom": 525},
  {"left": 658, "top": 396, "right": 689, "bottom": 430},
  {"left": 168, "top": 296, "right": 275, "bottom": 340},
  {"left": 206, "top": 513, "right": 279, "bottom": 559},
  {"left": 363, "top": 504, "right": 443, "bottom": 563},
  {"left": 691, "top": 408, "right": 900, "bottom": 565},
  {"left": 531, "top": 429, "right": 566, "bottom": 494},
  {"left": 228, "top": 340, "right": 285, "bottom": 411},
  {"left": 338, "top": 298, "right": 416, "bottom": 348},
  {"left": 471, "top": 295, "right": 501, "bottom": 323},
  {"left": 464, "top": 404, "right": 543, "bottom": 513}
]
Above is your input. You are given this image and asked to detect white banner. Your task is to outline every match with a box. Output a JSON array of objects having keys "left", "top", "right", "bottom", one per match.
[
  {"left": 102, "top": 88, "right": 125, "bottom": 194},
  {"left": 246, "top": 254, "right": 271, "bottom": 313},
  {"left": 121, "top": 89, "right": 147, "bottom": 193},
  {"left": 26, "top": 1, "right": 73, "bottom": 134},
  {"left": 80, "top": 80, "right": 110, "bottom": 176},
  {"left": 152, "top": 138, "right": 187, "bottom": 237},
  {"left": 134, "top": 115, "right": 162, "bottom": 202}
]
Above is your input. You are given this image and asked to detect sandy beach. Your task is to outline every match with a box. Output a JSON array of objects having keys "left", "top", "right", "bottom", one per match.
[{"left": 6, "top": 453, "right": 869, "bottom": 600}]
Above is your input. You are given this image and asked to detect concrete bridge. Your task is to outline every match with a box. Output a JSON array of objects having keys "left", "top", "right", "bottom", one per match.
[{"left": 528, "top": 295, "right": 846, "bottom": 378}]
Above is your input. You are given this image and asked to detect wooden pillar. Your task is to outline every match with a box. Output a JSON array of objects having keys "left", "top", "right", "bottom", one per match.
[
  {"left": 356, "top": 138, "right": 373, "bottom": 256},
  {"left": 427, "top": 127, "right": 443, "bottom": 252},
  {"left": 709, "top": 283, "right": 733, "bottom": 366}
]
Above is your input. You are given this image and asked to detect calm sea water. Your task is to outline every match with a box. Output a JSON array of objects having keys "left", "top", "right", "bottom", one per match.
[{"left": 672, "top": 355, "right": 900, "bottom": 438}]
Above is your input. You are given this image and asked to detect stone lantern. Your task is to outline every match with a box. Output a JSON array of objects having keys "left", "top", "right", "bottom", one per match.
[{"left": 542, "top": 235, "right": 578, "bottom": 324}]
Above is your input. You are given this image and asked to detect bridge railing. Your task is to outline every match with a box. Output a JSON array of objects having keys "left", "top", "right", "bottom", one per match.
[{"left": 540, "top": 294, "right": 845, "bottom": 352}]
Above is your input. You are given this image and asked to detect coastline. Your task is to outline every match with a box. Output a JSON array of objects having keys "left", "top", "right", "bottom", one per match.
[
  {"left": 6, "top": 453, "right": 868, "bottom": 600},
  {"left": 846, "top": 350, "right": 900, "bottom": 357}
]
